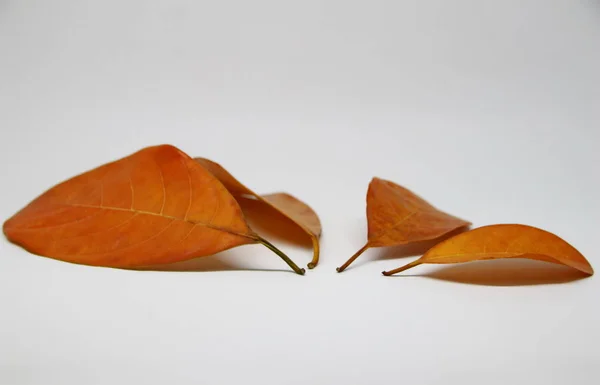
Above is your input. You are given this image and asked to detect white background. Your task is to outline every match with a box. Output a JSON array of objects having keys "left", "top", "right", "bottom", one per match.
[{"left": 1, "top": 0, "right": 599, "bottom": 384}]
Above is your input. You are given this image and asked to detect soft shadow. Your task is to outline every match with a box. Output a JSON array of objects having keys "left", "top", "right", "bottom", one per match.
[
  {"left": 132, "top": 253, "right": 290, "bottom": 274},
  {"left": 374, "top": 226, "right": 470, "bottom": 261},
  {"left": 237, "top": 196, "right": 312, "bottom": 248},
  {"left": 392, "top": 259, "right": 589, "bottom": 286}
]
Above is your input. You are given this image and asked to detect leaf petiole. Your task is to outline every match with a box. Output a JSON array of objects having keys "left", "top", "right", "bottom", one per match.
[
  {"left": 336, "top": 243, "right": 369, "bottom": 273},
  {"left": 255, "top": 235, "right": 305, "bottom": 275},
  {"left": 307, "top": 237, "right": 320, "bottom": 269},
  {"left": 382, "top": 260, "right": 422, "bottom": 276}
]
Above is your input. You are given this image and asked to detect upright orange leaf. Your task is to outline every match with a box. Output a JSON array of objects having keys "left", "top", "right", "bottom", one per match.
[
  {"left": 261, "top": 192, "right": 322, "bottom": 240},
  {"left": 382, "top": 224, "right": 593, "bottom": 276},
  {"left": 336, "top": 177, "right": 470, "bottom": 272},
  {"left": 195, "top": 158, "right": 322, "bottom": 268},
  {"left": 3, "top": 145, "right": 305, "bottom": 274}
]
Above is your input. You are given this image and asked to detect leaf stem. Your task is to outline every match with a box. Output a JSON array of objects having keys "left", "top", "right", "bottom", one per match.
[
  {"left": 255, "top": 235, "right": 305, "bottom": 275},
  {"left": 307, "top": 237, "right": 320, "bottom": 269},
  {"left": 336, "top": 243, "right": 369, "bottom": 273},
  {"left": 382, "top": 260, "right": 422, "bottom": 276}
]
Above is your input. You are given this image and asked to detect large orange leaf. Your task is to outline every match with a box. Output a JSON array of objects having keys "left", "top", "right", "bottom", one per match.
[
  {"left": 3, "top": 145, "right": 305, "bottom": 274},
  {"left": 195, "top": 158, "right": 322, "bottom": 268},
  {"left": 336, "top": 177, "right": 470, "bottom": 272},
  {"left": 382, "top": 224, "right": 594, "bottom": 276}
]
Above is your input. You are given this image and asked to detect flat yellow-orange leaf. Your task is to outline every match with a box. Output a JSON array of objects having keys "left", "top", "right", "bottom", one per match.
[
  {"left": 3, "top": 145, "right": 305, "bottom": 274},
  {"left": 382, "top": 224, "right": 593, "bottom": 276},
  {"left": 337, "top": 177, "right": 470, "bottom": 272},
  {"left": 195, "top": 157, "right": 322, "bottom": 268}
]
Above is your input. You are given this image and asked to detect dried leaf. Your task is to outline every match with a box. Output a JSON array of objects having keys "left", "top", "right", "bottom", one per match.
[
  {"left": 337, "top": 177, "right": 470, "bottom": 272},
  {"left": 3, "top": 145, "right": 305, "bottom": 274},
  {"left": 261, "top": 192, "right": 322, "bottom": 244},
  {"left": 195, "top": 158, "right": 322, "bottom": 268},
  {"left": 382, "top": 224, "right": 594, "bottom": 276}
]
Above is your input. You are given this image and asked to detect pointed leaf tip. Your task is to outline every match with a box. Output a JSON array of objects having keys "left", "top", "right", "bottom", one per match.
[{"left": 4, "top": 145, "right": 306, "bottom": 274}]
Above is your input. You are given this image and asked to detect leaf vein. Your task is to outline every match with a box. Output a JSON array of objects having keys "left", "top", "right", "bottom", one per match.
[
  {"left": 182, "top": 158, "right": 193, "bottom": 221},
  {"left": 75, "top": 218, "right": 176, "bottom": 257},
  {"left": 156, "top": 159, "right": 166, "bottom": 215}
]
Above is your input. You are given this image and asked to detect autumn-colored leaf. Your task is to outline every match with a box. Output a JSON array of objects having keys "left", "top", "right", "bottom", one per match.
[
  {"left": 336, "top": 177, "right": 470, "bottom": 272},
  {"left": 3, "top": 145, "right": 305, "bottom": 274},
  {"left": 195, "top": 158, "right": 322, "bottom": 268},
  {"left": 382, "top": 224, "right": 593, "bottom": 276},
  {"left": 260, "top": 192, "right": 321, "bottom": 236}
]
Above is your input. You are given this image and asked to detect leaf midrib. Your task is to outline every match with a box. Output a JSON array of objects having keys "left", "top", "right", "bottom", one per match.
[
  {"left": 67, "top": 203, "right": 254, "bottom": 240},
  {"left": 427, "top": 251, "right": 523, "bottom": 260}
]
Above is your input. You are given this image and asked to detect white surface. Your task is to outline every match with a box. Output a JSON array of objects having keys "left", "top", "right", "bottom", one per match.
[{"left": 1, "top": 0, "right": 599, "bottom": 384}]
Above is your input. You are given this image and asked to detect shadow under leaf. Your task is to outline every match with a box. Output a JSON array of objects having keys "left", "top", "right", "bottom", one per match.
[
  {"left": 133, "top": 251, "right": 291, "bottom": 274},
  {"left": 393, "top": 258, "right": 590, "bottom": 286}
]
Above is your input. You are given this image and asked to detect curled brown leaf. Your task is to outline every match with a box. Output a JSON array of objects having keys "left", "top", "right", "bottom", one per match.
[
  {"left": 337, "top": 177, "right": 470, "bottom": 272},
  {"left": 3, "top": 145, "right": 305, "bottom": 274},
  {"left": 195, "top": 157, "right": 322, "bottom": 268},
  {"left": 382, "top": 224, "right": 593, "bottom": 277}
]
